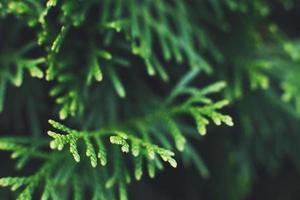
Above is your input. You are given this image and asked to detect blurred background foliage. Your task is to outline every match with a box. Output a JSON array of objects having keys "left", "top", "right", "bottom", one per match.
[{"left": 1, "top": 0, "right": 300, "bottom": 199}]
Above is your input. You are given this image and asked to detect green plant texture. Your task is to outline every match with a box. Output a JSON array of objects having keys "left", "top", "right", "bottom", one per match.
[{"left": 1, "top": 0, "right": 300, "bottom": 200}]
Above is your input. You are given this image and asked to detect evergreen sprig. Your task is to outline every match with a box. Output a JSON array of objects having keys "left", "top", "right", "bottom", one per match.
[
  {"left": 1, "top": 0, "right": 299, "bottom": 199},
  {"left": 47, "top": 78, "right": 233, "bottom": 167}
]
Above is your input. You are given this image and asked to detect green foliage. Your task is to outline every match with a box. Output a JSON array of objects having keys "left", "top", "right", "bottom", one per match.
[
  {"left": 0, "top": 138, "right": 49, "bottom": 169},
  {"left": 42, "top": 77, "right": 232, "bottom": 199},
  {"left": 0, "top": 158, "right": 56, "bottom": 200},
  {"left": 1, "top": 0, "right": 300, "bottom": 199},
  {"left": 0, "top": 41, "right": 45, "bottom": 112},
  {"left": 0, "top": 67, "right": 232, "bottom": 199}
]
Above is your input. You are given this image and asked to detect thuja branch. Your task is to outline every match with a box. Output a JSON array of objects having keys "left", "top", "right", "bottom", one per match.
[{"left": 47, "top": 81, "right": 233, "bottom": 168}]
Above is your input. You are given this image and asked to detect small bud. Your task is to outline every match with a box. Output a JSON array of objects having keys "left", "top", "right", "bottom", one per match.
[
  {"left": 50, "top": 141, "right": 57, "bottom": 149},
  {"left": 168, "top": 158, "right": 177, "bottom": 168}
]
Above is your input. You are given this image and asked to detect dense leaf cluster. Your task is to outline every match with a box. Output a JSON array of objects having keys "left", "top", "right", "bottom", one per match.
[{"left": 1, "top": 0, "right": 300, "bottom": 199}]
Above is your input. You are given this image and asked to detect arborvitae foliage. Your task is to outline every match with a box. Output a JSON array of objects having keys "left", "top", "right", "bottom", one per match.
[{"left": 0, "top": 0, "right": 300, "bottom": 199}]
